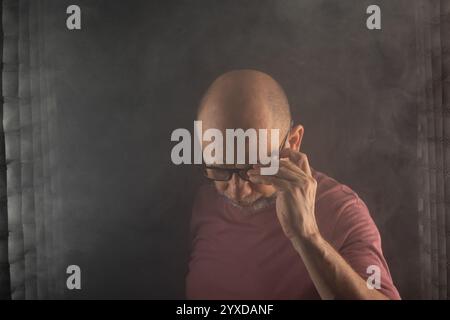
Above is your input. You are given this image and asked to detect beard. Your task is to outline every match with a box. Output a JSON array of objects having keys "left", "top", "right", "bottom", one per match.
[{"left": 222, "top": 191, "right": 277, "bottom": 213}]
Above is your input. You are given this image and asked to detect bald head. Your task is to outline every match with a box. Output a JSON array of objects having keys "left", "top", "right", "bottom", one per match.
[{"left": 197, "top": 70, "right": 291, "bottom": 136}]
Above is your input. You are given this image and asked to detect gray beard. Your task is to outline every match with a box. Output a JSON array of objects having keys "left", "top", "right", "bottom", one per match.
[{"left": 223, "top": 192, "right": 277, "bottom": 214}]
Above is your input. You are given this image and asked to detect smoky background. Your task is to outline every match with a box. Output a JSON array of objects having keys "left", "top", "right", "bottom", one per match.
[{"left": 7, "top": 0, "right": 420, "bottom": 298}]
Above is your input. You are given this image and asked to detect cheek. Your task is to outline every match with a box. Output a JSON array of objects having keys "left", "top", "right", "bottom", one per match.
[
  {"left": 251, "top": 183, "right": 276, "bottom": 196},
  {"left": 214, "top": 181, "right": 228, "bottom": 192}
]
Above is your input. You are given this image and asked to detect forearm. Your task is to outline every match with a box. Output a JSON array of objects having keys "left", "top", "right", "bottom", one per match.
[{"left": 290, "top": 233, "right": 389, "bottom": 300}]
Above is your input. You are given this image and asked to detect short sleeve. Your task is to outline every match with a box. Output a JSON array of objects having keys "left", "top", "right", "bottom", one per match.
[{"left": 334, "top": 198, "right": 401, "bottom": 300}]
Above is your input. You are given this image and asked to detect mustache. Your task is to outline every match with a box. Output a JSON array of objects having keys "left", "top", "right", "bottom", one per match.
[{"left": 224, "top": 193, "right": 276, "bottom": 211}]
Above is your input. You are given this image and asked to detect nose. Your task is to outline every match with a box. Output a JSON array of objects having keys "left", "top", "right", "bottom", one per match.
[{"left": 226, "top": 173, "right": 252, "bottom": 201}]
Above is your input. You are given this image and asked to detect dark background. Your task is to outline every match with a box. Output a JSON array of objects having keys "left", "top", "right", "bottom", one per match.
[{"left": 43, "top": 0, "right": 419, "bottom": 298}]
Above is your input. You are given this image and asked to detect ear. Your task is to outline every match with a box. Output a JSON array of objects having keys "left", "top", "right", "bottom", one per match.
[{"left": 287, "top": 124, "right": 304, "bottom": 151}]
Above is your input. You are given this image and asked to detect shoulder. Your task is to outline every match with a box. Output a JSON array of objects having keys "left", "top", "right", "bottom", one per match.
[
  {"left": 192, "top": 183, "right": 219, "bottom": 211},
  {"left": 311, "top": 168, "right": 376, "bottom": 242},
  {"left": 190, "top": 183, "right": 221, "bottom": 228},
  {"left": 312, "top": 167, "right": 363, "bottom": 216}
]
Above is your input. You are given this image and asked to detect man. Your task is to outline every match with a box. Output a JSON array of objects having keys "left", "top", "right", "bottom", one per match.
[{"left": 185, "top": 69, "right": 400, "bottom": 300}]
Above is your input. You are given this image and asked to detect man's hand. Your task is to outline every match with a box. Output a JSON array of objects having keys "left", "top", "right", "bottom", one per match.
[
  {"left": 248, "top": 149, "right": 390, "bottom": 300},
  {"left": 248, "top": 148, "right": 319, "bottom": 241}
]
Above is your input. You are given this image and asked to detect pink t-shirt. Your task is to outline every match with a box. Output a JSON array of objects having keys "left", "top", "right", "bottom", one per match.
[{"left": 186, "top": 168, "right": 400, "bottom": 299}]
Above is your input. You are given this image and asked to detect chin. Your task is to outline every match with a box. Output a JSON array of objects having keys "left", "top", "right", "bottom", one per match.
[
  {"left": 219, "top": 192, "right": 258, "bottom": 206},
  {"left": 233, "top": 199, "right": 256, "bottom": 207},
  {"left": 228, "top": 194, "right": 272, "bottom": 210}
]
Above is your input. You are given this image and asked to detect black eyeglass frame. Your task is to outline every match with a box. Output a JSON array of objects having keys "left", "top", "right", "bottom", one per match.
[{"left": 202, "top": 120, "right": 294, "bottom": 182}]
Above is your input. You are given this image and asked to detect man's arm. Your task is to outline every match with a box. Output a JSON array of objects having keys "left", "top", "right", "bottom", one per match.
[
  {"left": 290, "top": 231, "right": 388, "bottom": 299},
  {"left": 248, "top": 148, "right": 395, "bottom": 300}
]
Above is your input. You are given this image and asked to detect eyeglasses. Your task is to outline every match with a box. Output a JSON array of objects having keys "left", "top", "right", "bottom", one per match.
[{"left": 203, "top": 121, "right": 293, "bottom": 182}]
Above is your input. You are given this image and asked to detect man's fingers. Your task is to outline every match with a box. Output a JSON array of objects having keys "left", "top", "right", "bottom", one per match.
[
  {"left": 249, "top": 162, "right": 310, "bottom": 186},
  {"left": 279, "top": 149, "right": 313, "bottom": 177},
  {"left": 249, "top": 150, "right": 314, "bottom": 188},
  {"left": 248, "top": 173, "right": 291, "bottom": 190},
  {"left": 280, "top": 148, "right": 301, "bottom": 164},
  {"left": 279, "top": 158, "right": 305, "bottom": 176},
  {"left": 299, "top": 153, "right": 312, "bottom": 177}
]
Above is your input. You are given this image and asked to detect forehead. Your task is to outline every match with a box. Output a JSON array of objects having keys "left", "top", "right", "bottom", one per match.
[{"left": 198, "top": 95, "right": 275, "bottom": 130}]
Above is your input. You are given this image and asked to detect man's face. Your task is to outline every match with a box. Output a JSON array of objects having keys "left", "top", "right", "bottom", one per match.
[
  {"left": 197, "top": 95, "right": 301, "bottom": 209},
  {"left": 206, "top": 128, "right": 290, "bottom": 208},
  {"left": 212, "top": 164, "right": 277, "bottom": 207}
]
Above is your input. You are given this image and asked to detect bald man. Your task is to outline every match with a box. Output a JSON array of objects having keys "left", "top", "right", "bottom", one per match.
[{"left": 185, "top": 70, "right": 400, "bottom": 300}]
